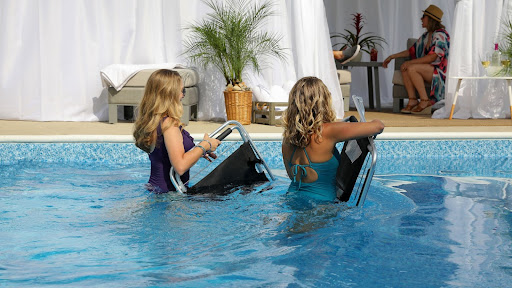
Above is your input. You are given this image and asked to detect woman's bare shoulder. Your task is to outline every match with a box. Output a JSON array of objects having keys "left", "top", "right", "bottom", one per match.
[{"left": 162, "top": 117, "right": 181, "bottom": 129}]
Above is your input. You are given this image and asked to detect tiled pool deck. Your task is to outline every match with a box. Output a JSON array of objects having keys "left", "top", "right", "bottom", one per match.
[
  {"left": 1, "top": 110, "right": 511, "bottom": 142},
  {"left": 1, "top": 110, "right": 511, "bottom": 164}
]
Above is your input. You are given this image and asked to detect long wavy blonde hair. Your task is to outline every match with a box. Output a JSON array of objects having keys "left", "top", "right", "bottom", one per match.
[
  {"left": 282, "top": 76, "right": 337, "bottom": 148},
  {"left": 426, "top": 16, "right": 445, "bottom": 32},
  {"left": 133, "top": 69, "right": 183, "bottom": 153}
]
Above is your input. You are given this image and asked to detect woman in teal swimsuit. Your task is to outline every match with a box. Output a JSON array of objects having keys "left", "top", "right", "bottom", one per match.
[{"left": 282, "top": 77, "right": 384, "bottom": 201}]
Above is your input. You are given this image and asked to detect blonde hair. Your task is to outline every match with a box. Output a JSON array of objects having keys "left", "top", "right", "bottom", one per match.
[
  {"left": 133, "top": 69, "right": 184, "bottom": 153},
  {"left": 426, "top": 16, "right": 445, "bottom": 32},
  {"left": 282, "top": 77, "right": 336, "bottom": 148}
]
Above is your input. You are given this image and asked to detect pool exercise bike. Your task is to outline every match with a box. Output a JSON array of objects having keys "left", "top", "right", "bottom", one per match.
[
  {"left": 170, "top": 95, "right": 377, "bottom": 207},
  {"left": 170, "top": 120, "right": 275, "bottom": 195}
]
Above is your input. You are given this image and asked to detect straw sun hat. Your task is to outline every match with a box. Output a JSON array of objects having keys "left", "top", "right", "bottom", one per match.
[{"left": 423, "top": 5, "right": 443, "bottom": 23}]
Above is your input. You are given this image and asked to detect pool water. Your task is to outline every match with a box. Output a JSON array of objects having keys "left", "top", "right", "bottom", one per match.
[{"left": 1, "top": 143, "right": 512, "bottom": 287}]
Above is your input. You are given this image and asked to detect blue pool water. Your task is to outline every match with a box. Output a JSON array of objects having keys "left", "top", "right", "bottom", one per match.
[{"left": 1, "top": 140, "right": 512, "bottom": 287}]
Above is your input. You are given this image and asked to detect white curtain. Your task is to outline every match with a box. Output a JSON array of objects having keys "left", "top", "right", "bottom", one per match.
[
  {"left": 0, "top": 0, "right": 342, "bottom": 121},
  {"left": 323, "top": 0, "right": 456, "bottom": 110},
  {"left": 433, "top": 0, "right": 512, "bottom": 119},
  {"left": 0, "top": 0, "right": 186, "bottom": 121}
]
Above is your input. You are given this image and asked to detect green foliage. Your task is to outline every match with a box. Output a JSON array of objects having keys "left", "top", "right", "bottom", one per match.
[
  {"left": 182, "top": 0, "right": 287, "bottom": 86},
  {"left": 499, "top": 17, "right": 512, "bottom": 60},
  {"left": 330, "top": 13, "right": 387, "bottom": 54}
]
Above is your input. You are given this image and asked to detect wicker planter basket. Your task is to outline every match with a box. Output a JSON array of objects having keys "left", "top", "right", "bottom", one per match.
[{"left": 224, "top": 90, "right": 253, "bottom": 125}]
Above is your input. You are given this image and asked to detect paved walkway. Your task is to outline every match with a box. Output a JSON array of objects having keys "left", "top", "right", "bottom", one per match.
[{"left": 1, "top": 110, "right": 511, "bottom": 141}]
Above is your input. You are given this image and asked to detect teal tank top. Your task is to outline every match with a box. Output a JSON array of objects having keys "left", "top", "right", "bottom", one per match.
[{"left": 287, "top": 147, "right": 340, "bottom": 201}]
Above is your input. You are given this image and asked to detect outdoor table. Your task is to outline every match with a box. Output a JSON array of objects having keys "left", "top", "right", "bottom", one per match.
[
  {"left": 449, "top": 76, "right": 512, "bottom": 120},
  {"left": 340, "top": 61, "right": 383, "bottom": 111}
]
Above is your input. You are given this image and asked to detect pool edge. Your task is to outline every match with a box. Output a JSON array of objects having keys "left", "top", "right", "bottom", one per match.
[{"left": 1, "top": 131, "right": 512, "bottom": 143}]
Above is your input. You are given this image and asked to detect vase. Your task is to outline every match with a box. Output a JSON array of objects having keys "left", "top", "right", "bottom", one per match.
[
  {"left": 224, "top": 90, "right": 253, "bottom": 125},
  {"left": 370, "top": 48, "right": 378, "bottom": 61}
]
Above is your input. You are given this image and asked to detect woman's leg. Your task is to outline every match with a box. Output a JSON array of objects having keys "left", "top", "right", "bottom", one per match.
[
  {"left": 333, "top": 50, "right": 343, "bottom": 60},
  {"left": 400, "top": 69, "right": 419, "bottom": 113},
  {"left": 405, "top": 64, "right": 434, "bottom": 113},
  {"left": 406, "top": 64, "right": 433, "bottom": 100}
]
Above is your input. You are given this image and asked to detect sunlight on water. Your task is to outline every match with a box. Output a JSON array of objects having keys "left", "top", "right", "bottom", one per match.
[{"left": 0, "top": 159, "right": 511, "bottom": 287}]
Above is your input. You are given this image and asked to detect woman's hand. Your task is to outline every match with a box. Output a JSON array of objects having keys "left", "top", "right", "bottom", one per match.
[
  {"left": 199, "top": 134, "right": 221, "bottom": 162},
  {"left": 202, "top": 133, "right": 221, "bottom": 152},
  {"left": 382, "top": 55, "right": 393, "bottom": 68}
]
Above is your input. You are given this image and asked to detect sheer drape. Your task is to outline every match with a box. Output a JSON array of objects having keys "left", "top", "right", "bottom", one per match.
[
  {"left": 0, "top": 0, "right": 186, "bottom": 121},
  {"left": 433, "top": 0, "right": 512, "bottom": 119},
  {"left": 324, "top": 0, "right": 512, "bottom": 119},
  {"left": 323, "top": 0, "right": 456, "bottom": 111},
  {"left": 0, "top": 0, "right": 342, "bottom": 121}
]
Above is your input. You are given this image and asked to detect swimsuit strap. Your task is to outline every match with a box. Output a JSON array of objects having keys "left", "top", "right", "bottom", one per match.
[
  {"left": 302, "top": 148, "right": 313, "bottom": 164},
  {"left": 289, "top": 147, "right": 313, "bottom": 190}
]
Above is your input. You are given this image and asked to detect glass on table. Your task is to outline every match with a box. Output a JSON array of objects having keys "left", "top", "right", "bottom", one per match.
[
  {"left": 501, "top": 54, "right": 511, "bottom": 76},
  {"left": 480, "top": 52, "right": 491, "bottom": 76},
  {"left": 481, "top": 55, "right": 491, "bottom": 68},
  {"left": 501, "top": 54, "right": 511, "bottom": 67}
]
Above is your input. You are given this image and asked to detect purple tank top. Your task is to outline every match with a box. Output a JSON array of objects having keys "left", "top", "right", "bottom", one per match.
[{"left": 147, "top": 121, "right": 195, "bottom": 193}]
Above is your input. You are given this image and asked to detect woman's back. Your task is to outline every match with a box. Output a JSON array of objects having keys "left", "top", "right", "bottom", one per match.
[
  {"left": 281, "top": 76, "right": 384, "bottom": 202},
  {"left": 284, "top": 141, "right": 339, "bottom": 201}
]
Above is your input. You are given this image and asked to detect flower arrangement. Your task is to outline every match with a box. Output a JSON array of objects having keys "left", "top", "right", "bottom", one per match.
[{"left": 330, "top": 13, "right": 387, "bottom": 55}]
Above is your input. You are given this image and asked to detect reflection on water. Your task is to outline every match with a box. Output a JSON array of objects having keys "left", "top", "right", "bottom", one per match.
[
  {"left": 0, "top": 158, "right": 512, "bottom": 287},
  {"left": 377, "top": 155, "right": 512, "bottom": 178}
]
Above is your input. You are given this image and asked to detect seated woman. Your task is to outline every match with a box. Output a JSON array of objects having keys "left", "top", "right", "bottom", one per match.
[
  {"left": 382, "top": 4, "right": 450, "bottom": 114},
  {"left": 281, "top": 76, "right": 384, "bottom": 202}
]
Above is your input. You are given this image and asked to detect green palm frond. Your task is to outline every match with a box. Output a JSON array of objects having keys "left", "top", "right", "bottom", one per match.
[
  {"left": 499, "top": 17, "right": 512, "bottom": 60},
  {"left": 182, "top": 0, "right": 287, "bottom": 86}
]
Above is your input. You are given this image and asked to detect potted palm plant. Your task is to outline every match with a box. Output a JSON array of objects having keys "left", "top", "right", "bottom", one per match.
[
  {"left": 331, "top": 13, "right": 387, "bottom": 61},
  {"left": 182, "top": 0, "right": 287, "bottom": 124},
  {"left": 498, "top": 17, "right": 512, "bottom": 75}
]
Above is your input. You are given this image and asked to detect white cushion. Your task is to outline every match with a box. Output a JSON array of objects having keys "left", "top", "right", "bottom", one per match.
[
  {"left": 125, "top": 68, "right": 199, "bottom": 87},
  {"left": 337, "top": 70, "right": 352, "bottom": 84},
  {"left": 392, "top": 71, "right": 404, "bottom": 85}
]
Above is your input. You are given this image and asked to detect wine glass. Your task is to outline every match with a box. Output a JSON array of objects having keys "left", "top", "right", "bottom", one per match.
[
  {"left": 501, "top": 54, "right": 511, "bottom": 76},
  {"left": 480, "top": 52, "right": 491, "bottom": 76}
]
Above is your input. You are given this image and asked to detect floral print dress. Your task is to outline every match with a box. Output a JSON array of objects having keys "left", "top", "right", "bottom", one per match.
[{"left": 409, "top": 29, "right": 450, "bottom": 103}]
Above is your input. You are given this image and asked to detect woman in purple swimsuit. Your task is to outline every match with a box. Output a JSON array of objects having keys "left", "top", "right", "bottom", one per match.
[{"left": 133, "top": 69, "right": 221, "bottom": 193}]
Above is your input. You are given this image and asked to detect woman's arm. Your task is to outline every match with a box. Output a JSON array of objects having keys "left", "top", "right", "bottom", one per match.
[
  {"left": 324, "top": 119, "right": 385, "bottom": 143},
  {"left": 382, "top": 49, "right": 410, "bottom": 68},
  {"left": 164, "top": 119, "right": 220, "bottom": 175}
]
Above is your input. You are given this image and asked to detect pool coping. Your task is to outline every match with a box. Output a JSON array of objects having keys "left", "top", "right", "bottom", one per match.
[{"left": 1, "top": 131, "right": 512, "bottom": 143}]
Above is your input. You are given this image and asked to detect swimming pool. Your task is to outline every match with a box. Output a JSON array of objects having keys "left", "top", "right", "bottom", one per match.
[{"left": 1, "top": 139, "right": 512, "bottom": 287}]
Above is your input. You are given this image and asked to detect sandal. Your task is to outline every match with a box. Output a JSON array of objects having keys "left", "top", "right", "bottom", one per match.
[
  {"left": 411, "top": 99, "right": 432, "bottom": 115},
  {"left": 400, "top": 98, "right": 419, "bottom": 114}
]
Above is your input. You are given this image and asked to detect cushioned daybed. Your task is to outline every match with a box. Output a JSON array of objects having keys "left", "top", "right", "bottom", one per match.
[{"left": 105, "top": 68, "right": 199, "bottom": 124}]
